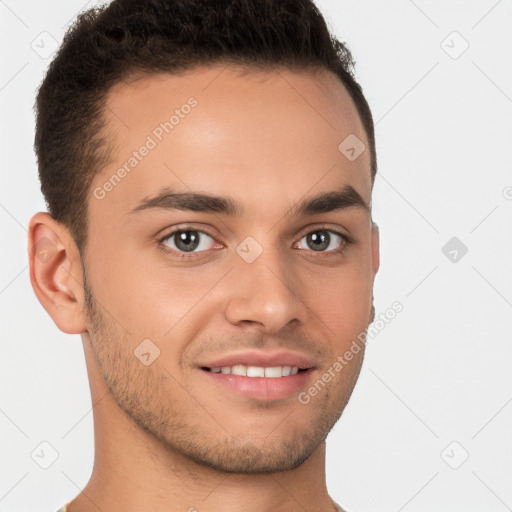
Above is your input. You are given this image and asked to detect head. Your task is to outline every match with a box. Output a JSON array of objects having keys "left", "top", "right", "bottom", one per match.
[{"left": 30, "top": 0, "right": 379, "bottom": 474}]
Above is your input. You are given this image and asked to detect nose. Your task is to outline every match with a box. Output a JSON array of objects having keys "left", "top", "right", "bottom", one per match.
[{"left": 224, "top": 247, "right": 309, "bottom": 334}]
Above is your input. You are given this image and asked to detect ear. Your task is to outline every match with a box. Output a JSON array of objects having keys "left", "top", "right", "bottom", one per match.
[
  {"left": 369, "top": 221, "right": 380, "bottom": 323},
  {"left": 28, "top": 212, "right": 87, "bottom": 334},
  {"left": 370, "top": 220, "right": 380, "bottom": 276}
]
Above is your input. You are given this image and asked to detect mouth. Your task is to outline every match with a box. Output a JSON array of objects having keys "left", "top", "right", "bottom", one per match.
[
  {"left": 200, "top": 366, "right": 314, "bottom": 401},
  {"left": 201, "top": 364, "right": 308, "bottom": 378},
  {"left": 197, "top": 350, "right": 316, "bottom": 400}
]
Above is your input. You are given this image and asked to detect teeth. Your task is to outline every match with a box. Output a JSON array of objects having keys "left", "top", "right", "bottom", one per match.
[
  {"left": 208, "top": 365, "right": 302, "bottom": 377},
  {"left": 231, "top": 364, "right": 246, "bottom": 376},
  {"left": 264, "top": 366, "right": 282, "bottom": 378},
  {"left": 247, "top": 366, "right": 265, "bottom": 377},
  {"left": 282, "top": 365, "right": 291, "bottom": 377}
]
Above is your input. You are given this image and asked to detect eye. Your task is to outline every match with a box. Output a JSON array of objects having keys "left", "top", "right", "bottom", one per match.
[
  {"left": 295, "top": 229, "right": 348, "bottom": 253},
  {"left": 161, "top": 229, "right": 218, "bottom": 255},
  {"left": 158, "top": 226, "right": 351, "bottom": 260}
]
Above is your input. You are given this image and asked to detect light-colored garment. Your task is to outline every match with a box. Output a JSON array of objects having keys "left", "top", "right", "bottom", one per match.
[{"left": 57, "top": 500, "right": 347, "bottom": 511}]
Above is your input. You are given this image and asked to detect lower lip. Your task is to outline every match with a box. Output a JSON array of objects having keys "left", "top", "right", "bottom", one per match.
[{"left": 200, "top": 369, "right": 314, "bottom": 400}]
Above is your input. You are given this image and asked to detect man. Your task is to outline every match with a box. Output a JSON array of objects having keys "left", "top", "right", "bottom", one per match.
[{"left": 28, "top": 1, "right": 379, "bottom": 511}]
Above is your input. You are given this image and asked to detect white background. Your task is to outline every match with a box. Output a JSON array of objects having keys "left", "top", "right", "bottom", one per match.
[{"left": 1, "top": 1, "right": 511, "bottom": 511}]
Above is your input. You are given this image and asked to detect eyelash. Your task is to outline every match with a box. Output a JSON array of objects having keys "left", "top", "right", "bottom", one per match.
[{"left": 157, "top": 224, "right": 354, "bottom": 260}]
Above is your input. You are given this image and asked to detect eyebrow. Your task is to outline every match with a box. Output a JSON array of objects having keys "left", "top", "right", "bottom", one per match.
[{"left": 128, "top": 184, "right": 369, "bottom": 217}]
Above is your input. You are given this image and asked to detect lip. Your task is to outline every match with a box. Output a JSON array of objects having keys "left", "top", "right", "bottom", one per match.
[
  {"left": 201, "top": 367, "right": 315, "bottom": 401},
  {"left": 197, "top": 350, "right": 317, "bottom": 401},
  {"left": 198, "top": 350, "right": 316, "bottom": 370}
]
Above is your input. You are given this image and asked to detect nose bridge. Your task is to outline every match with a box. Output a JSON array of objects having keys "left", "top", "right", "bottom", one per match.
[{"left": 224, "top": 238, "right": 307, "bottom": 332}]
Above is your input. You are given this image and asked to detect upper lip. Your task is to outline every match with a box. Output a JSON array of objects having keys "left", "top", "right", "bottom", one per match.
[{"left": 199, "top": 350, "right": 316, "bottom": 370}]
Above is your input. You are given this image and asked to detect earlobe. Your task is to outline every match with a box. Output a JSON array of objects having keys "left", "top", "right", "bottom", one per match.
[{"left": 28, "top": 212, "right": 87, "bottom": 334}]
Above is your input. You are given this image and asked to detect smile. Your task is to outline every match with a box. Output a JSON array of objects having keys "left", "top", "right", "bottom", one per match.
[{"left": 202, "top": 364, "right": 305, "bottom": 378}]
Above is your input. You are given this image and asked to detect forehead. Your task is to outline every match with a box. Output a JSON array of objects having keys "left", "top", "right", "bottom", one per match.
[{"left": 93, "top": 64, "right": 371, "bottom": 220}]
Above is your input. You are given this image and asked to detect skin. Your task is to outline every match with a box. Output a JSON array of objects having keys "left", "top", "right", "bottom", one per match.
[{"left": 28, "top": 64, "right": 379, "bottom": 512}]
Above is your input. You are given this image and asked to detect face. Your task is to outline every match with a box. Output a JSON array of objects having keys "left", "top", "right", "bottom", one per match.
[{"left": 82, "top": 64, "right": 379, "bottom": 473}]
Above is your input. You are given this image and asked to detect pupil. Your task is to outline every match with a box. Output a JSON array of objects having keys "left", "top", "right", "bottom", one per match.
[
  {"left": 308, "top": 231, "right": 329, "bottom": 251},
  {"left": 175, "top": 231, "right": 199, "bottom": 252}
]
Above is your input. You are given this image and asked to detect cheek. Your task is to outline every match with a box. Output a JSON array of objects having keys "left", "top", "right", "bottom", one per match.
[
  {"left": 304, "top": 259, "right": 373, "bottom": 330},
  {"left": 91, "top": 249, "right": 226, "bottom": 343}
]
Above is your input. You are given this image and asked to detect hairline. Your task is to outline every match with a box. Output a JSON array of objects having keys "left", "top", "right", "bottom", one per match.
[{"left": 78, "top": 61, "right": 374, "bottom": 255}]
